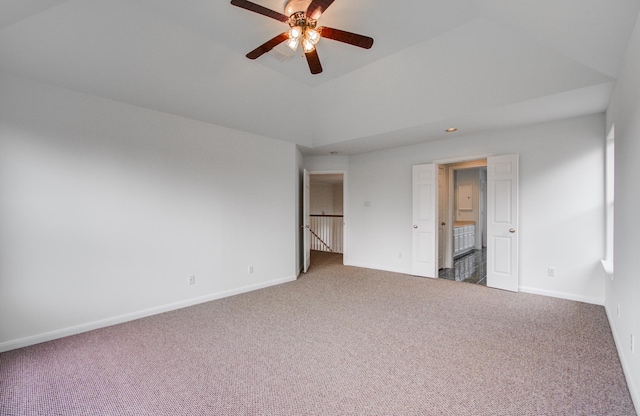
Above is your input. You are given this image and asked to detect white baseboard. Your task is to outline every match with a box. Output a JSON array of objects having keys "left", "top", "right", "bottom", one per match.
[
  {"left": 344, "top": 261, "right": 414, "bottom": 277},
  {"left": 519, "top": 286, "right": 604, "bottom": 305},
  {"left": 0, "top": 275, "right": 296, "bottom": 353},
  {"left": 605, "top": 304, "right": 640, "bottom": 414}
]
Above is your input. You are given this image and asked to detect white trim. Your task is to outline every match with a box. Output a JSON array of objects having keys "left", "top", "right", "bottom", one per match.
[
  {"left": 344, "top": 261, "right": 414, "bottom": 277},
  {"left": 0, "top": 275, "right": 296, "bottom": 353},
  {"left": 600, "top": 259, "right": 614, "bottom": 281},
  {"left": 343, "top": 172, "right": 349, "bottom": 265},
  {"left": 605, "top": 304, "right": 640, "bottom": 413},
  {"left": 439, "top": 157, "right": 489, "bottom": 269},
  {"left": 432, "top": 154, "right": 493, "bottom": 165},
  {"left": 308, "top": 170, "right": 348, "bottom": 264},
  {"left": 345, "top": 264, "right": 606, "bottom": 306},
  {"left": 519, "top": 286, "right": 604, "bottom": 305}
]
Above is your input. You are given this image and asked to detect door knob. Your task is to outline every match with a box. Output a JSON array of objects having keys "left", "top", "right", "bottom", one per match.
[
  {"left": 509, "top": 228, "right": 516, "bottom": 233},
  {"left": 441, "top": 222, "right": 446, "bottom": 226},
  {"left": 413, "top": 225, "right": 418, "bottom": 229}
]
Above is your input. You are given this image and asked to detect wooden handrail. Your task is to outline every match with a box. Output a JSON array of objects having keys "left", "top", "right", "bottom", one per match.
[
  {"left": 310, "top": 214, "right": 343, "bottom": 217},
  {"left": 309, "top": 215, "right": 343, "bottom": 254},
  {"left": 310, "top": 229, "right": 334, "bottom": 253}
]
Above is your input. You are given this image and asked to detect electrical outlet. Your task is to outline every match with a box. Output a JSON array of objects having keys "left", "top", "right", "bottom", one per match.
[
  {"left": 248, "top": 265, "right": 254, "bottom": 274},
  {"left": 188, "top": 275, "right": 196, "bottom": 286},
  {"left": 547, "top": 267, "right": 556, "bottom": 277},
  {"left": 398, "top": 253, "right": 403, "bottom": 259},
  {"left": 632, "top": 334, "right": 635, "bottom": 354},
  {"left": 617, "top": 303, "right": 621, "bottom": 318}
]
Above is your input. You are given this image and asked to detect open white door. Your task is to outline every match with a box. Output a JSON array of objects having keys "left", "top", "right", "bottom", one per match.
[
  {"left": 303, "top": 169, "right": 311, "bottom": 273},
  {"left": 437, "top": 166, "right": 447, "bottom": 269},
  {"left": 412, "top": 164, "right": 438, "bottom": 278},
  {"left": 487, "top": 154, "right": 519, "bottom": 292}
]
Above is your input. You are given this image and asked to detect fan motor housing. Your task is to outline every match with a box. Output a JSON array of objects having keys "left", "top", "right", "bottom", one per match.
[{"left": 284, "top": 0, "right": 312, "bottom": 17}]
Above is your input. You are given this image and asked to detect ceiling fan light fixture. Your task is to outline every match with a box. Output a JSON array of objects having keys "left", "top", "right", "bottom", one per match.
[
  {"left": 287, "top": 37, "right": 300, "bottom": 51},
  {"left": 302, "top": 37, "right": 316, "bottom": 52},
  {"left": 306, "top": 28, "right": 320, "bottom": 44},
  {"left": 287, "top": 12, "right": 320, "bottom": 53},
  {"left": 287, "top": 26, "right": 303, "bottom": 50},
  {"left": 289, "top": 26, "right": 303, "bottom": 39},
  {"left": 231, "top": 0, "right": 374, "bottom": 75}
]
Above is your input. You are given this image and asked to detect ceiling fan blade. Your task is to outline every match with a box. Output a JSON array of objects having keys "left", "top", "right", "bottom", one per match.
[
  {"left": 230, "top": 0, "right": 289, "bottom": 23},
  {"left": 319, "top": 27, "right": 374, "bottom": 49},
  {"left": 306, "top": 0, "right": 335, "bottom": 20},
  {"left": 305, "top": 49, "right": 323, "bottom": 74},
  {"left": 246, "top": 32, "right": 290, "bottom": 59}
]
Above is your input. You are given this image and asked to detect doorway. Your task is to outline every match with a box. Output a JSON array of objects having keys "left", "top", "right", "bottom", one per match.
[
  {"left": 411, "top": 154, "right": 519, "bottom": 291},
  {"left": 303, "top": 172, "right": 345, "bottom": 272},
  {"left": 438, "top": 161, "right": 488, "bottom": 285}
]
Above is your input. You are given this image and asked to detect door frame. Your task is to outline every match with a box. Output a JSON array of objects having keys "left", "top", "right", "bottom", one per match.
[
  {"left": 426, "top": 153, "right": 519, "bottom": 292},
  {"left": 307, "top": 170, "right": 348, "bottom": 266},
  {"left": 444, "top": 160, "right": 489, "bottom": 268},
  {"left": 438, "top": 166, "right": 447, "bottom": 270},
  {"left": 303, "top": 169, "right": 310, "bottom": 273},
  {"left": 433, "top": 154, "right": 492, "bottom": 269}
]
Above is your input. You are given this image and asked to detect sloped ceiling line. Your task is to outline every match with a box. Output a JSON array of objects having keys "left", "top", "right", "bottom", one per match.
[{"left": 0, "top": 0, "right": 638, "bottom": 155}]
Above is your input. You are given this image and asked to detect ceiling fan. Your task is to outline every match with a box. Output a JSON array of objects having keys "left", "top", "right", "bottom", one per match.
[{"left": 230, "top": 0, "right": 374, "bottom": 74}]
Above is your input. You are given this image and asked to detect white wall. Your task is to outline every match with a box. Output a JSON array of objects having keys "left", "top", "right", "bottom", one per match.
[
  {"left": 304, "top": 155, "right": 349, "bottom": 172},
  {"left": 454, "top": 167, "right": 484, "bottom": 249},
  {"left": 455, "top": 168, "right": 481, "bottom": 223},
  {"left": 606, "top": 11, "right": 640, "bottom": 410},
  {"left": 0, "top": 74, "right": 298, "bottom": 351},
  {"left": 310, "top": 183, "right": 343, "bottom": 215},
  {"left": 333, "top": 184, "right": 344, "bottom": 215},
  {"left": 310, "top": 183, "right": 335, "bottom": 215},
  {"left": 347, "top": 114, "right": 606, "bottom": 305}
]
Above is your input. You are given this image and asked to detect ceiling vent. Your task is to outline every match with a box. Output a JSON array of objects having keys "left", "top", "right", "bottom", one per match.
[{"left": 268, "top": 43, "right": 297, "bottom": 62}]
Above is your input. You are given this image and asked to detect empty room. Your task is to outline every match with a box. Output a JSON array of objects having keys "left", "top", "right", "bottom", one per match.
[{"left": 1, "top": 1, "right": 639, "bottom": 414}]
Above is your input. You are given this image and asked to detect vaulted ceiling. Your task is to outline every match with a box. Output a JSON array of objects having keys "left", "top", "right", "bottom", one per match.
[{"left": 1, "top": 0, "right": 639, "bottom": 155}]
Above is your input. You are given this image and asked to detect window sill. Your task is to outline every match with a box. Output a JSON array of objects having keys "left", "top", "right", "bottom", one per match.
[{"left": 601, "top": 259, "right": 614, "bottom": 281}]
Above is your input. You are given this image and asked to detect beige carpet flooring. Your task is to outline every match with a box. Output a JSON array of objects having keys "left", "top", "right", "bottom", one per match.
[{"left": 0, "top": 251, "right": 636, "bottom": 415}]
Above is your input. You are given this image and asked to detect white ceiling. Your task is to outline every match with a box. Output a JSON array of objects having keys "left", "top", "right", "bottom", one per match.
[{"left": 1, "top": 0, "right": 638, "bottom": 155}]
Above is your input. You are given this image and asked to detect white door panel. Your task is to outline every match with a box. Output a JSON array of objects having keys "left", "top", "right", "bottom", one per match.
[
  {"left": 412, "top": 164, "right": 438, "bottom": 278},
  {"left": 303, "top": 169, "right": 310, "bottom": 273},
  {"left": 487, "top": 154, "right": 519, "bottom": 292},
  {"left": 437, "top": 166, "right": 446, "bottom": 269},
  {"left": 492, "top": 236, "right": 512, "bottom": 274}
]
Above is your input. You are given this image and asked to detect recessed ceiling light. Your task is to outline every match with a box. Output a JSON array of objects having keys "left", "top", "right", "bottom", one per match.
[{"left": 445, "top": 128, "right": 458, "bottom": 133}]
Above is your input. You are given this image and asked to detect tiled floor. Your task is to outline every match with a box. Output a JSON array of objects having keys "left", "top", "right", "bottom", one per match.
[{"left": 438, "top": 248, "right": 487, "bottom": 285}]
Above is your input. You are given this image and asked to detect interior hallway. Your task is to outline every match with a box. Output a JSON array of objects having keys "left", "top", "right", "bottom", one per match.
[{"left": 438, "top": 249, "right": 487, "bottom": 286}]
